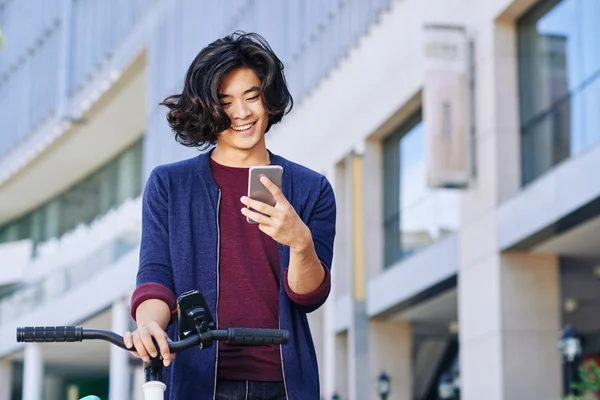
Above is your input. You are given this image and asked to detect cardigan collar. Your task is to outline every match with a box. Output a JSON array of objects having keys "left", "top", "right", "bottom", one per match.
[{"left": 196, "top": 147, "right": 292, "bottom": 199}]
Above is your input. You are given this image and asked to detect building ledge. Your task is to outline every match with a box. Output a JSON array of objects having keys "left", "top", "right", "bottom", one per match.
[
  {"left": 498, "top": 142, "right": 600, "bottom": 251},
  {"left": 366, "top": 235, "right": 458, "bottom": 317},
  {"left": 333, "top": 294, "right": 353, "bottom": 334}
]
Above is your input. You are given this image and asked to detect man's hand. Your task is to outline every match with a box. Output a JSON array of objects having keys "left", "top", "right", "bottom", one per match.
[
  {"left": 124, "top": 321, "right": 175, "bottom": 367},
  {"left": 240, "top": 176, "right": 311, "bottom": 250}
]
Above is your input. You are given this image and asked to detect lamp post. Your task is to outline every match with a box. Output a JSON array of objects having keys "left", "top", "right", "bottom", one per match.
[
  {"left": 559, "top": 324, "right": 582, "bottom": 395},
  {"left": 377, "top": 372, "right": 391, "bottom": 400},
  {"left": 438, "top": 372, "right": 456, "bottom": 399}
]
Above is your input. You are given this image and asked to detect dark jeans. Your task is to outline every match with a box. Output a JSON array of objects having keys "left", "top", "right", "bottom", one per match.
[{"left": 215, "top": 379, "right": 287, "bottom": 400}]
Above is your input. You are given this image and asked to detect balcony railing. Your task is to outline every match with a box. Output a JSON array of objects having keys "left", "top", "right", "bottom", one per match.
[
  {"left": 0, "top": 232, "right": 139, "bottom": 325},
  {"left": 0, "top": 197, "right": 142, "bottom": 325},
  {"left": 521, "top": 69, "right": 600, "bottom": 186}
]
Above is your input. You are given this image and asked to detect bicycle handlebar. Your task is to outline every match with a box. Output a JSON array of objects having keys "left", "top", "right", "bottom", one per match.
[{"left": 16, "top": 326, "right": 289, "bottom": 352}]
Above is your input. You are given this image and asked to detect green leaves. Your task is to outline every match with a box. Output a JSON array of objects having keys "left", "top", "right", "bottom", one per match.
[
  {"left": 0, "top": 26, "right": 4, "bottom": 49},
  {"left": 572, "top": 360, "right": 600, "bottom": 396},
  {"left": 561, "top": 360, "right": 600, "bottom": 400}
]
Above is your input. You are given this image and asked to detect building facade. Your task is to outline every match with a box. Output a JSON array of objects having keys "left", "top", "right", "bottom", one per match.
[{"left": 1, "top": 0, "right": 600, "bottom": 399}]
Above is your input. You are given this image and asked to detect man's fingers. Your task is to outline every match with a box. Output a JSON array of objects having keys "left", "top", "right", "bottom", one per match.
[
  {"left": 126, "top": 323, "right": 173, "bottom": 366},
  {"left": 257, "top": 223, "right": 274, "bottom": 236},
  {"left": 150, "top": 326, "right": 172, "bottom": 365},
  {"left": 241, "top": 196, "right": 274, "bottom": 215},
  {"left": 139, "top": 329, "right": 158, "bottom": 359},
  {"left": 259, "top": 176, "right": 286, "bottom": 203},
  {"left": 123, "top": 331, "right": 133, "bottom": 349},
  {"left": 241, "top": 207, "right": 270, "bottom": 225},
  {"left": 131, "top": 331, "right": 149, "bottom": 361}
]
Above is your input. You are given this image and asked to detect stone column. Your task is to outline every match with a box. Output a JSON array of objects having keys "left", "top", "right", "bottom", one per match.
[
  {"left": 0, "top": 359, "right": 13, "bottom": 400},
  {"left": 459, "top": 253, "right": 561, "bottom": 399},
  {"left": 334, "top": 333, "right": 349, "bottom": 399},
  {"left": 109, "top": 298, "right": 131, "bottom": 400},
  {"left": 132, "top": 362, "right": 145, "bottom": 400},
  {"left": 369, "top": 320, "right": 412, "bottom": 400},
  {"left": 43, "top": 375, "right": 63, "bottom": 400},
  {"left": 22, "top": 343, "right": 43, "bottom": 400},
  {"left": 322, "top": 297, "right": 337, "bottom": 398},
  {"left": 349, "top": 302, "right": 369, "bottom": 400}
]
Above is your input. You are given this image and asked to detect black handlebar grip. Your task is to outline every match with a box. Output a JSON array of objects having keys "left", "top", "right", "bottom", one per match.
[
  {"left": 16, "top": 326, "right": 83, "bottom": 343},
  {"left": 225, "top": 328, "right": 289, "bottom": 345}
]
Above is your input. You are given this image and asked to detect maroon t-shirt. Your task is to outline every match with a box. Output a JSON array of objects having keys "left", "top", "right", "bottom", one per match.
[{"left": 211, "top": 159, "right": 283, "bottom": 381}]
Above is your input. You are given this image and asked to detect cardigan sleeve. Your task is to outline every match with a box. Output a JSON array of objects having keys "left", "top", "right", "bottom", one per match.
[
  {"left": 286, "top": 176, "right": 336, "bottom": 313},
  {"left": 130, "top": 168, "right": 177, "bottom": 324}
]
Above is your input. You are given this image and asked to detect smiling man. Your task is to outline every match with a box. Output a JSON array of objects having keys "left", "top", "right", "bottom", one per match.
[{"left": 123, "top": 32, "right": 337, "bottom": 400}]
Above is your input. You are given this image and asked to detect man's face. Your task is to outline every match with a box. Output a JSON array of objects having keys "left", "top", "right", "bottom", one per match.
[{"left": 217, "top": 67, "right": 269, "bottom": 153}]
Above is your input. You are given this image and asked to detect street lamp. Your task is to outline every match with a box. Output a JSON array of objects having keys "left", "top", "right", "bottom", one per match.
[
  {"left": 377, "top": 372, "right": 391, "bottom": 400},
  {"left": 438, "top": 372, "right": 455, "bottom": 399},
  {"left": 559, "top": 324, "right": 582, "bottom": 395}
]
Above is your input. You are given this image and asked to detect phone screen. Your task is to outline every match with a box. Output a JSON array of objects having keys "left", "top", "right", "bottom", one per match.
[{"left": 247, "top": 165, "right": 283, "bottom": 223}]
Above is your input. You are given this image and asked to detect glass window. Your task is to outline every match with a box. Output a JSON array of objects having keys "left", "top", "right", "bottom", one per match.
[
  {"left": 518, "top": 0, "right": 600, "bottom": 185},
  {"left": 0, "top": 138, "right": 144, "bottom": 249},
  {"left": 383, "top": 111, "right": 459, "bottom": 267}
]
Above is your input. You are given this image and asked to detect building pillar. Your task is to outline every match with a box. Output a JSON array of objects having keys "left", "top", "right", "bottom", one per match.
[
  {"left": 22, "top": 343, "right": 43, "bottom": 400},
  {"left": 307, "top": 308, "right": 326, "bottom": 395},
  {"left": 109, "top": 298, "right": 131, "bottom": 400},
  {"left": 132, "top": 364, "right": 145, "bottom": 400},
  {"left": 43, "top": 375, "right": 63, "bottom": 400},
  {"left": 349, "top": 302, "right": 369, "bottom": 400},
  {"left": 0, "top": 359, "right": 12, "bottom": 400},
  {"left": 369, "top": 320, "right": 412, "bottom": 400},
  {"left": 334, "top": 332, "right": 349, "bottom": 399},
  {"left": 459, "top": 252, "right": 561, "bottom": 399},
  {"left": 322, "top": 296, "right": 336, "bottom": 399}
]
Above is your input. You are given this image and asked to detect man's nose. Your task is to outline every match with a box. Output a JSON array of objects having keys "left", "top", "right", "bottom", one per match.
[{"left": 232, "top": 100, "right": 251, "bottom": 119}]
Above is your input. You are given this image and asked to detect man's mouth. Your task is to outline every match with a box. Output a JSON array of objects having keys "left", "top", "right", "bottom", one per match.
[{"left": 231, "top": 121, "right": 256, "bottom": 132}]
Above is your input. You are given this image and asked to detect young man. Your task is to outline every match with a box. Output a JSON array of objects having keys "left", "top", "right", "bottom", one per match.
[{"left": 124, "top": 32, "right": 336, "bottom": 400}]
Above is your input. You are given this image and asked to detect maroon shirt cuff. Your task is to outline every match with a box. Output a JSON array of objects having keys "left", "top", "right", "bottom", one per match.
[
  {"left": 130, "top": 282, "right": 178, "bottom": 325},
  {"left": 283, "top": 261, "right": 331, "bottom": 307}
]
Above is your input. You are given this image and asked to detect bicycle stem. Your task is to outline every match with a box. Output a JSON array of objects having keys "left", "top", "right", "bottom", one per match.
[{"left": 144, "top": 357, "right": 165, "bottom": 383}]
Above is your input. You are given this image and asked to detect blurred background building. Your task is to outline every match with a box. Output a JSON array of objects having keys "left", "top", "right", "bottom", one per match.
[{"left": 1, "top": 0, "right": 600, "bottom": 399}]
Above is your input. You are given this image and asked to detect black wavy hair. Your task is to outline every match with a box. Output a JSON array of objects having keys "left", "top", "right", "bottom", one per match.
[{"left": 160, "top": 31, "right": 294, "bottom": 149}]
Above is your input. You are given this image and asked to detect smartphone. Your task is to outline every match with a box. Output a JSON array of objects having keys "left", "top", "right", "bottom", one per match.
[{"left": 247, "top": 165, "right": 283, "bottom": 223}]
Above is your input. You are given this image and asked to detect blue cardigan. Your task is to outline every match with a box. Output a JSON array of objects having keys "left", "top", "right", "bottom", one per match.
[{"left": 136, "top": 149, "right": 336, "bottom": 400}]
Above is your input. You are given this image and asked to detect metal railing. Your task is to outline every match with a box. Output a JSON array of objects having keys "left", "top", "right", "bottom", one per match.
[{"left": 521, "top": 68, "right": 600, "bottom": 186}]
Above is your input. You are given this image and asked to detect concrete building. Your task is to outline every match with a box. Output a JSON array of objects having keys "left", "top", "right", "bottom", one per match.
[{"left": 1, "top": 0, "right": 600, "bottom": 399}]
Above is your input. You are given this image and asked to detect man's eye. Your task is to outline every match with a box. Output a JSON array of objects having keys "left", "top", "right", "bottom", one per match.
[
  {"left": 247, "top": 95, "right": 259, "bottom": 101},
  {"left": 220, "top": 103, "right": 230, "bottom": 107}
]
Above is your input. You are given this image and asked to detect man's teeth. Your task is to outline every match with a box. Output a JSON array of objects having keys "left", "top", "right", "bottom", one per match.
[{"left": 232, "top": 123, "right": 253, "bottom": 131}]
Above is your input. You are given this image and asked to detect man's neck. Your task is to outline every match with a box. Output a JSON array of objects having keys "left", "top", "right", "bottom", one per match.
[{"left": 210, "top": 145, "right": 271, "bottom": 168}]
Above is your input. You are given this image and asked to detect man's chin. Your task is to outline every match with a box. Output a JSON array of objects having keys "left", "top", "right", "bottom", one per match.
[{"left": 235, "top": 134, "right": 265, "bottom": 148}]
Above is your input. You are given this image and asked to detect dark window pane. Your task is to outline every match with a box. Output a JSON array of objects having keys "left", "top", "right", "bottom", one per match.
[
  {"left": 0, "top": 138, "right": 144, "bottom": 250},
  {"left": 518, "top": 0, "right": 600, "bottom": 185}
]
